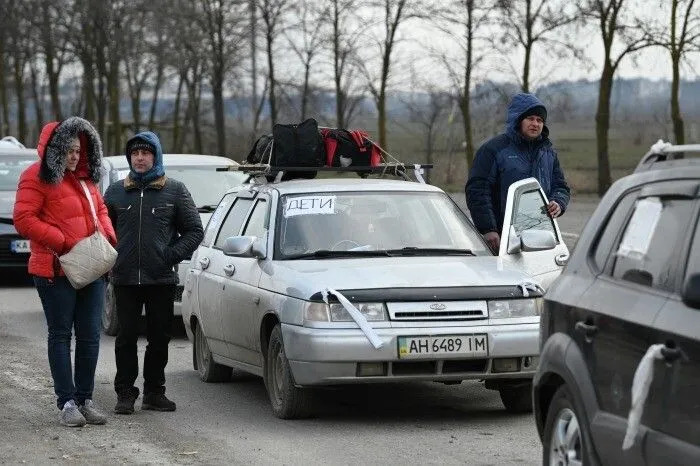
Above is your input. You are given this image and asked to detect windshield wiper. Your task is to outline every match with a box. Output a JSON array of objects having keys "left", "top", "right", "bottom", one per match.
[
  {"left": 197, "top": 205, "right": 218, "bottom": 213},
  {"left": 384, "top": 247, "right": 475, "bottom": 256},
  {"left": 286, "top": 249, "right": 392, "bottom": 260}
]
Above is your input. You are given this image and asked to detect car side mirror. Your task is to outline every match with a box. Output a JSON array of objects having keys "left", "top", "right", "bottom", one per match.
[
  {"left": 682, "top": 273, "right": 700, "bottom": 309},
  {"left": 506, "top": 225, "right": 521, "bottom": 254},
  {"left": 223, "top": 236, "right": 255, "bottom": 257},
  {"left": 521, "top": 230, "right": 557, "bottom": 252}
]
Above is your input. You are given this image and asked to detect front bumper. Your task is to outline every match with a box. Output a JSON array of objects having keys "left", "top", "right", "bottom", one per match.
[{"left": 282, "top": 322, "right": 539, "bottom": 385}]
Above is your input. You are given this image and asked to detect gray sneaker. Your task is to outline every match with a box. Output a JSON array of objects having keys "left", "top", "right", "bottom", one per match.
[
  {"left": 60, "top": 400, "right": 86, "bottom": 427},
  {"left": 79, "top": 399, "right": 107, "bottom": 425}
]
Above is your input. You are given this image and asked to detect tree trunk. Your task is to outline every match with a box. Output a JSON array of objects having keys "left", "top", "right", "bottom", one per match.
[
  {"left": 0, "top": 38, "right": 10, "bottom": 136},
  {"left": 378, "top": 88, "right": 387, "bottom": 150},
  {"left": 172, "top": 72, "right": 185, "bottom": 149},
  {"left": 82, "top": 52, "right": 95, "bottom": 122},
  {"left": 595, "top": 63, "right": 614, "bottom": 196},
  {"left": 250, "top": 0, "right": 259, "bottom": 144},
  {"left": 42, "top": 2, "right": 62, "bottom": 120},
  {"left": 425, "top": 125, "right": 433, "bottom": 184},
  {"left": 108, "top": 66, "right": 121, "bottom": 155},
  {"left": 267, "top": 31, "right": 277, "bottom": 127},
  {"left": 148, "top": 62, "right": 163, "bottom": 129},
  {"left": 522, "top": 43, "right": 531, "bottom": 93},
  {"left": 14, "top": 56, "right": 27, "bottom": 143},
  {"left": 301, "top": 62, "right": 311, "bottom": 120},
  {"left": 333, "top": 0, "right": 344, "bottom": 128},
  {"left": 212, "top": 75, "right": 226, "bottom": 156},
  {"left": 670, "top": 53, "right": 684, "bottom": 145},
  {"left": 29, "top": 61, "right": 45, "bottom": 130}
]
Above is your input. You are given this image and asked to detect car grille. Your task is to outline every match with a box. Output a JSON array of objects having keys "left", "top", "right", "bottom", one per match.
[
  {"left": 0, "top": 235, "right": 30, "bottom": 263},
  {"left": 386, "top": 300, "right": 488, "bottom": 321}
]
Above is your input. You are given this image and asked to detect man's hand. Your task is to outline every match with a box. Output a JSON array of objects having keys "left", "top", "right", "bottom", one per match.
[
  {"left": 484, "top": 232, "right": 500, "bottom": 252},
  {"left": 547, "top": 201, "right": 562, "bottom": 218}
]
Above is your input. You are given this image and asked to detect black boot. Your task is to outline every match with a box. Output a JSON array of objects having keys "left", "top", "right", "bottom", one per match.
[
  {"left": 142, "top": 393, "right": 176, "bottom": 412},
  {"left": 114, "top": 387, "right": 140, "bottom": 414}
]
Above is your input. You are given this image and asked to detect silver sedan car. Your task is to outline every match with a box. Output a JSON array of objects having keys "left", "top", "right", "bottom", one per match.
[{"left": 181, "top": 175, "right": 569, "bottom": 418}]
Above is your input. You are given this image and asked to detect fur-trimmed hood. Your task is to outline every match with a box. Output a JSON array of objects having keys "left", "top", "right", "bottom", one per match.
[{"left": 38, "top": 117, "right": 103, "bottom": 184}]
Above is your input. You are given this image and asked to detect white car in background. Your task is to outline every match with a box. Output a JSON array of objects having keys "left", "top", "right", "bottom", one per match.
[{"left": 99, "top": 154, "right": 248, "bottom": 335}]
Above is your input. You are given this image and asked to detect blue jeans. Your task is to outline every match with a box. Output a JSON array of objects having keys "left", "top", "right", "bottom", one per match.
[{"left": 34, "top": 276, "right": 105, "bottom": 409}]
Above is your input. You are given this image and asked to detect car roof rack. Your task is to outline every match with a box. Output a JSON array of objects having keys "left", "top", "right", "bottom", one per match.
[
  {"left": 220, "top": 163, "right": 433, "bottom": 184},
  {"left": 635, "top": 139, "right": 700, "bottom": 173}
]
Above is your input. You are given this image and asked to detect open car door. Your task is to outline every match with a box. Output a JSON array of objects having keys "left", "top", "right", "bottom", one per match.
[{"left": 498, "top": 177, "right": 570, "bottom": 290}]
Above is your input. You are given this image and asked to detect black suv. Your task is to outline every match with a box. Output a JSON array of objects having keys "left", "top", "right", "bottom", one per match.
[{"left": 534, "top": 141, "right": 700, "bottom": 466}]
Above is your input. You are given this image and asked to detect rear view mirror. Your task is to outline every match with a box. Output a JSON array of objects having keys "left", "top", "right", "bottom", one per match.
[
  {"left": 682, "top": 273, "right": 700, "bottom": 309},
  {"left": 521, "top": 230, "right": 557, "bottom": 252},
  {"left": 222, "top": 235, "right": 266, "bottom": 259},
  {"left": 506, "top": 227, "right": 557, "bottom": 255}
]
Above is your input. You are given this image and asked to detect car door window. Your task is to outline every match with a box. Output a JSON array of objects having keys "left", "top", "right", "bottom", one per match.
[
  {"left": 612, "top": 197, "right": 695, "bottom": 291},
  {"left": 243, "top": 199, "right": 268, "bottom": 238},
  {"left": 214, "top": 198, "right": 253, "bottom": 249},
  {"left": 511, "top": 189, "right": 556, "bottom": 238},
  {"left": 203, "top": 193, "right": 237, "bottom": 246},
  {"left": 592, "top": 190, "right": 639, "bottom": 272}
]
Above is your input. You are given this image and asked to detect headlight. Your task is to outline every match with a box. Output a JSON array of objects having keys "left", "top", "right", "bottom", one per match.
[
  {"left": 330, "top": 302, "right": 387, "bottom": 322},
  {"left": 304, "top": 302, "right": 331, "bottom": 322},
  {"left": 488, "top": 298, "right": 543, "bottom": 319}
]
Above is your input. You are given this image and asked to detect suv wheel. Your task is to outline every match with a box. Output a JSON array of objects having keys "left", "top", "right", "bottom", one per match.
[
  {"left": 102, "top": 281, "right": 119, "bottom": 336},
  {"left": 543, "top": 385, "right": 588, "bottom": 466},
  {"left": 498, "top": 382, "right": 533, "bottom": 413},
  {"left": 194, "top": 323, "right": 231, "bottom": 382},
  {"left": 264, "top": 324, "right": 313, "bottom": 419}
]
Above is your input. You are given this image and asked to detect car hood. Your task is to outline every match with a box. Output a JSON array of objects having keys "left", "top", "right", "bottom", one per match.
[
  {"left": 0, "top": 190, "right": 15, "bottom": 219},
  {"left": 259, "top": 256, "right": 541, "bottom": 300}
]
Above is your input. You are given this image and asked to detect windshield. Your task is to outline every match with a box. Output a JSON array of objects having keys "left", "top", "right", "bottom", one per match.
[
  {"left": 0, "top": 155, "right": 34, "bottom": 191},
  {"left": 117, "top": 167, "right": 247, "bottom": 207},
  {"left": 275, "top": 191, "right": 490, "bottom": 259}
]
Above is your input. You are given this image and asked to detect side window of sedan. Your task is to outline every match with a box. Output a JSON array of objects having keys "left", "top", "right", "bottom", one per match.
[
  {"left": 612, "top": 197, "right": 696, "bottom": 291},
  {"left": 214, "top": 198, "right": 254, "bottom": 249},
  {"left": 591, "top": 190, "right": 639, "bottom": 272},
  {"left": 203, "top": 193, "right": 237, "bottom": 246},
  {"left": 242, "top": 199, "right": 268, "bottom": 239},
  {"left": 512, "top": 189, "right": 556, "bottom": 238}
]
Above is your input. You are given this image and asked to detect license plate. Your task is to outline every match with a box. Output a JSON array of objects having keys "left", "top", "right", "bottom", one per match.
[
  {"left": 398, "top": 334, "right": 488, "bottom": 359},
  {"left": 10, "top": 239, "right": 30, "bottom": 253}
]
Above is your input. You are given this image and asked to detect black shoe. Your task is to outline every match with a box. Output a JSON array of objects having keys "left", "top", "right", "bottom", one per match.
[
  {"left": 142, "top": 393, "right": 176, "bottom": 412},
  {"left": 114, "top": 387, "right": 139, "bottom": 414}
]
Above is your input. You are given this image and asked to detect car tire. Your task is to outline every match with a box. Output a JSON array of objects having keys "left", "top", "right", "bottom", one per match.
[
  {"left": 542, "top": 384, "right": 589, "bottom": 466},
  {"left": 194, "top": 323, "right": 231, "bottom": 383},
  {"left": 498, "top": 382, "right": 533, "bottom": 413},
  {"left": 102, "top": 281, "right": 119, "bottom": 336},
  {"left": 264, "top": 324, "right": 313, "bottom": 419}
]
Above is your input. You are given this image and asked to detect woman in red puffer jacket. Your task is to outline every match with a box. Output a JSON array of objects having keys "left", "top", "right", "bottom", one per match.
[{"left": 13, "top": 117, "right": 116, "bottom": 427}]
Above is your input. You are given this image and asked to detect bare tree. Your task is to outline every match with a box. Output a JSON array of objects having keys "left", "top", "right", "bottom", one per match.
[
  {"left": 200, "top": 0, "right": 247, "bottom": 155},
  {"left": 259, "top": 0, "right": 290, "bottom": 127},
  {"left": 582, "top": 0, "right": 653, "bottom": 195},
  {"left": 399, "top": 78, "right": 451, "bottom": 183},
  {"left": 648, "top": 0, "right": 700, "bottom": 144},
  {"left": 495, "top": 0, "right": 580, "bottom": 93},
  {"left": 122, "top": 7, "right": 155, "bottom": 132},
  {"left": 361, "top": 0, "right": 417, "bottom": 150},
  {"left": 327, "top": 0, "right": 365, "bottom": 128},
  {"left": 436, "top": 0, "right": 492, "bottom": 168},
  {"left": 36, "top": 0, "right": 71, "bottom": 120},
  {"left": 284, "top": 0, "right": 328, "bottom": 120}
]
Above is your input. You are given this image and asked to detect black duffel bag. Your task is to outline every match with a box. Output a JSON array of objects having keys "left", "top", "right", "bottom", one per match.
[{"left": 271, "top": 118, "right": 324, "bottom": 179}]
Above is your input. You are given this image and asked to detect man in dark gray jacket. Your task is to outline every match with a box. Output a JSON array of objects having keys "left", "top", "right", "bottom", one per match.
[{"left": 104, "top": 131, "right": 203, "bottom": 414}]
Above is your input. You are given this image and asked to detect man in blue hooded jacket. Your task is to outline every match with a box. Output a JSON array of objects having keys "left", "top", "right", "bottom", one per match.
[
  {"left": 104, "top": 132, "right": 203, "bottom": 414},
  {"left": 466, "top": 93, "right": 570, "bottom": 251}
]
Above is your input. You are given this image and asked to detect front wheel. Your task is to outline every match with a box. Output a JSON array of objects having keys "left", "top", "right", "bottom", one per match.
[
  {"left": 264, "top": 324, "right": 313, "bottom": 419},
  {"left": 194, "top": 323, "right": 231, "bottom": 382},
  {"left": 498, "top": 382, "right": 533, "bottom": 413},
  {"left": 542, "top": 385, "right": 588, "bottom": 466},
  {"left": 102, "top": 281, "right": 119, "bottom": 336}
]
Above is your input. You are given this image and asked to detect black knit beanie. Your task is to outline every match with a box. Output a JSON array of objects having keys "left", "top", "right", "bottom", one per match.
[
  {"left": 126, "top": 137, "right": 156, "bottom": 156},
  {"left": 519, "top": 105, "right": 547, "bottom": 123}
]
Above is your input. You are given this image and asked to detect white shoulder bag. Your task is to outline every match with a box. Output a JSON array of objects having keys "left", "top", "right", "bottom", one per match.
[{"left": 58, "top": 180, "right": 117, "bottom": 289}]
